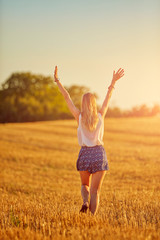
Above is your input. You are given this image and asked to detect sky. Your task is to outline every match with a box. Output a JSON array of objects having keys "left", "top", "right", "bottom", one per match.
[{"left": 1, "top": 0, "right": 160, "bottom": 109}]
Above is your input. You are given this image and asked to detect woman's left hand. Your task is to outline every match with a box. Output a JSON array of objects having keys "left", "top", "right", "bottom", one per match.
[
  {"left": 112, "top": 68, "right": 124, "bottom": 83},
  {"left": 54, "top": 66, "right": 59, "bottom": 82}
]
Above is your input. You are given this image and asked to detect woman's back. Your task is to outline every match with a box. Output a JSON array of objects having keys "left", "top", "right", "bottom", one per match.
[{"left": 77, "top": 112, "right": 104, "bottom": 147}]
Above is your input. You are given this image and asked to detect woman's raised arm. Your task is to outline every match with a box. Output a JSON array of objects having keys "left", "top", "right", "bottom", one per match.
[
  {"left": 99, "top": 68, "right": 124, "bottom": 118},
  {"left": 54, "top": 66, "right": 80, "bottom": 123}
]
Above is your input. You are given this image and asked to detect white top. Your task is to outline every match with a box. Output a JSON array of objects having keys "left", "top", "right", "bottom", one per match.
[{"left": 77, "top": 113, "right": 104, "bottom": 147}]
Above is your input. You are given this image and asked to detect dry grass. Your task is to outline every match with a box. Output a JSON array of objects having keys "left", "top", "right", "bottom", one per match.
[{"left": 0, "top": 117, "right": 160, "bottom": 240}]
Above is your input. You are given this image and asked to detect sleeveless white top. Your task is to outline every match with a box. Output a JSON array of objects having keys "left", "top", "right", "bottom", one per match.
[{"left": 77, "top": 113, "right": 104, "bottom": 147}]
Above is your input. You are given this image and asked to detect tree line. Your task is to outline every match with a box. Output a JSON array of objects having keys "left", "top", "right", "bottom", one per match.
[{"left": 0, "top": 72, "right": 159, "bottom": 123}]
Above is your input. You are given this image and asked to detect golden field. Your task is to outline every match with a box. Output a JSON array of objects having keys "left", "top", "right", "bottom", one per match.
[{"left": 0, "top": 117, "right": 160, "bottom": 240}]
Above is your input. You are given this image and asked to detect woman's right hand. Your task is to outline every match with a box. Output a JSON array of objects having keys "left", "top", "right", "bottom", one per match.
[
  {"left": 112, "top": 68, "right": 124, "bottom": 84},
  {"left": 54, "top": 66, "right": 59, "bottom": 82}
]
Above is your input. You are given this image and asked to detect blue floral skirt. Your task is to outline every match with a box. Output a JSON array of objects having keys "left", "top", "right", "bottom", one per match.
[{"left": 76, "top": 145, "right": 109, "bottom": 174}]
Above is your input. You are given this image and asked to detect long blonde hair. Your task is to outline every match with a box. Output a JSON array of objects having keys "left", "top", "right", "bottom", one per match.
[{"left": 81, "top": 92, "right": 99, "bottom": 131}]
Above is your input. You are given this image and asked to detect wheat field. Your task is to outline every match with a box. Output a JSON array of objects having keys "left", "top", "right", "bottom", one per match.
[{"left": 0, "top": 117, "right": 160, "bottom": 240}]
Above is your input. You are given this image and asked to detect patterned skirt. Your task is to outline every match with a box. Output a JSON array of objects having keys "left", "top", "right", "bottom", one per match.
[{"left": 76, "top": 145, "right": 109, "bottom": 174}]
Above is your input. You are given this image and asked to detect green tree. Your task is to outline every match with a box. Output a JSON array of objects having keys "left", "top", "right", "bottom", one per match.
[
  {"left": 66, "top": 85, "right": 98, "bottom": 110},
  {"left": 0, "top": 72, "right": 71, "bottom": 122}
]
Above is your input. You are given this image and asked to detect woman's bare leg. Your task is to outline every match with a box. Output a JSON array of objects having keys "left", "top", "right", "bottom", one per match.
[
  {"left": 79, "top": 171, "right": 91, "bottom": 206},
  {"left": 89, "top": 171, "right": 106, "bottom": 215}
]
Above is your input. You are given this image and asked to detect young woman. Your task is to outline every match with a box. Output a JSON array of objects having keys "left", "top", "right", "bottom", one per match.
[{"left": 54, "top": 66, "right": 124, "bottom": 215}]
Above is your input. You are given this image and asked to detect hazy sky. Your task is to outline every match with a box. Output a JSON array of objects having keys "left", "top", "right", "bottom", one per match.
[{"left": 1, "top": 0, "right": 160, "bottom": 109}]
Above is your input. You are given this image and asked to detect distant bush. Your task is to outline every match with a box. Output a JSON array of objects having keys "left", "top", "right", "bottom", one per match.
[
  {"left": 106, "top": 104, "right": 160, "bottom": 118},
  {"left": 122, "top": 104, "right": 160, "bottom": 118}
]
